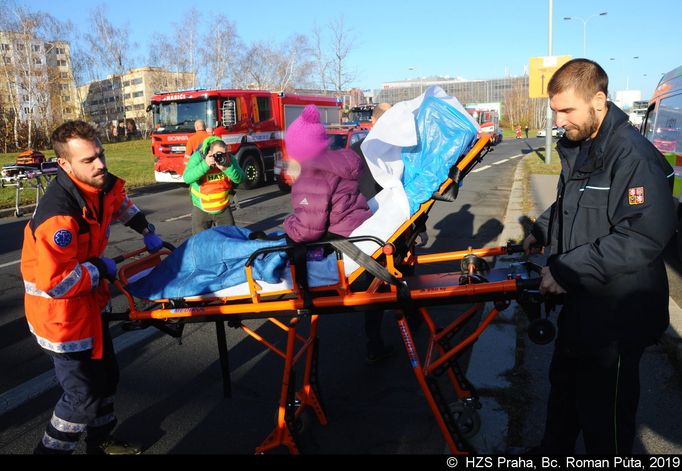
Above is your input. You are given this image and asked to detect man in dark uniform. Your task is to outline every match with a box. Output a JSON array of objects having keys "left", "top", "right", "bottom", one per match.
[{"left": 523, "top": 59, "right": 676, "bottom": 454}]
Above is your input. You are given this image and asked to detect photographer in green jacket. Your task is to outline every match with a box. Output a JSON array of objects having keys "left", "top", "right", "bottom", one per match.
[{"left": 183, "top": 136, "right": 245, "bottom": 234}]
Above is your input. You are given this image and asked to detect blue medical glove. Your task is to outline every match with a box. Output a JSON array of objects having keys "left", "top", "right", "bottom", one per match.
[
  {"left": 101, "top": 257, "right": 117, "bottom": 279},
  {"left": 144, "top": 233, "right": 163, "bottom": 253}
]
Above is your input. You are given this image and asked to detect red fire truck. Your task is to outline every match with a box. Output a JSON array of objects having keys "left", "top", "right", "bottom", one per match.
[
  {"left": 148, "top": 89, "right": 342, "bottom": 188},
  {"left": 465, "top": 106, "right": 503, "bottom": 145}
]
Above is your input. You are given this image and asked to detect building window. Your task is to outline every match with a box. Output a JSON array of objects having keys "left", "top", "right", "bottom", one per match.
[
  {"left": 23, "top": 107, "right": 29, "bottom": 113},
  {"left": 63, "top": 96, "right": 71, "bottom": 101},
  {"left": 1, "top": 43, "right": 9, "bottom": 51},
  {"left": 60, "top": 72, "right": 68, "bottom": 79},
  {"left": 16, "top": 43, "right": 24, "bottom": 51},
  {"left": 125, "top": 106, "right": 132, "bottom": 111},
  {"left": 22, "top": 95, "right": 29, "bottom": 102},
  {"left": 132, "top": 91, "right": 144, "bottom": 98},
  {"left": 131, "top": 77, "right": 143, "bottom": 85},
  {"left": 64, "top": 107, "right": 72, "bottom": 114},
  {"left": 57, "top": 59, "right": 67, "bottom": 67},
  {"left": 3, "top": 56, "right": 10, "bottom": 64},
  {"left": 122, "top": 80, "right": 130, "bottom": 87},
  {"left": 133, "top": 104, "right": 144, "bottom": 110},
  {"left": 61, "top": 83, "right": 69, "bottom": 90},
  {"left": 32, "top": 44, "right": 40, "bottom": 52},
  {"left": 123, "top": 93, "right": 130, "bottom": 99}
]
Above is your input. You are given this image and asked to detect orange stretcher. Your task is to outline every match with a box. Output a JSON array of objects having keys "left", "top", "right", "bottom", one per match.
[{"left": 106, "top": 134, "right": 546, "bottom": 454}]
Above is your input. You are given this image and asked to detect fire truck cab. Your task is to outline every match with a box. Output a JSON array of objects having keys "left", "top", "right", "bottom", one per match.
[{"left": 149, "top": 89, "right": 341, "bottom": 188}]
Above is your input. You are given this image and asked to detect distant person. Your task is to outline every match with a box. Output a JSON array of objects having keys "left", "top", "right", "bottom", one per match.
[
  {"left": 524, "top": 125, "right": 529, "bottom": 139},
  {"left": 206, "top": 126, "right": 214, "bottom": 136},
  {"left": 22, "top": 120, "right": 163, "bottom": 454},
  {"left": 184, "top": 119, "right": 210, "bottom": 162},
  {"left": 515, "top": 125, "right": 522, "bottom": 139},
  {"left": 183, "top": 136, "right": 244, "bottom": 234},
  {"left": 522, "top": 59, "right": 676, "bottom": 454}
]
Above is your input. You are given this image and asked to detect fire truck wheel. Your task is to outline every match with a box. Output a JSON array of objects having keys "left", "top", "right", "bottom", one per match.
[{"left": 240, "top": 154, "right": 262, "bottom": 189}]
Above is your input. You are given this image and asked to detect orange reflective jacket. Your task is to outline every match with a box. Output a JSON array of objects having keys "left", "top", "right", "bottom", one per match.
[{"left": 21, "top": 168, "right": 141, "bottom": 359}]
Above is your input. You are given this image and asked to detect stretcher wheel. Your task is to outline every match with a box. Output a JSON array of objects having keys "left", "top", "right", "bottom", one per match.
[
  {"left": 527, "top": 319, "right": 556, "bottom": 345},
  {"left": 448, "top": 401, "right": 481, "bottom": 439}
]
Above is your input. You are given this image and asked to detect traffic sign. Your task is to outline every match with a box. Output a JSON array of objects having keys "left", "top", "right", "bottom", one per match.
[{"left": 529, "top": 55, "right": 572, "bottom": 98}]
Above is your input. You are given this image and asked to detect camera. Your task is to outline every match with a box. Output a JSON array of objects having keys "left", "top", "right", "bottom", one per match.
[{"left": 213, "top": 152, "right": 228, "bottom": 166}]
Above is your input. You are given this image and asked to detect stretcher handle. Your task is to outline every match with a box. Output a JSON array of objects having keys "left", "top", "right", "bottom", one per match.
[
  {"left": 112, "top": 241, "right": 176, "bottom": 264},
  {"left": 244, "top": 235, "right": 387, "bottom": 267}
]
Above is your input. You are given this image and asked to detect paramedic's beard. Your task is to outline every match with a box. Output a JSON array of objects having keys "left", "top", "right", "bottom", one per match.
[
  {"left": 82, "top": 168, "right": 108, "bottom": 189},
  {"left": 564, "top": 107, "right": 598, "bottom": 142}
]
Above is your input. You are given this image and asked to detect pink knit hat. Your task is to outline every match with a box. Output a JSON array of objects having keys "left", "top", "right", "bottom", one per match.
[{"left": 285, "top": 105, "right": 329, "bottom": 162}]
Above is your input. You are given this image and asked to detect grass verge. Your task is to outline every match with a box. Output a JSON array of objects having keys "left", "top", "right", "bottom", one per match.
[{"left": 0, "top": 139, "right": 155, "bottom": 209}]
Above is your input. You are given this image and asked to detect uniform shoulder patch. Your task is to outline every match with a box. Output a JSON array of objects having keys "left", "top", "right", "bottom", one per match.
[
  {"left": 53, "top": 229, "right": 73, "bottom": 248},
  {"left": 628, "top": 187, "right": 645, "bottom": 205}
]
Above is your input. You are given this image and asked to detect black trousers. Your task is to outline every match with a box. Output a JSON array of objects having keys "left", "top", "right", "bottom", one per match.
[
  {"left": 191, "top": 205, "right": 235, "bottom": 235},
  {"left": 37, "top": 325, "right": 119, "bottom": 453},
  {"left": 541, "top": 340, "right": 644, "bottom": 454}
]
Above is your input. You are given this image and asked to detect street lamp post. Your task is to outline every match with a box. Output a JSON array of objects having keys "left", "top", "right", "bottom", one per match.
[
  {"left": 610, "top": 56, "right": 640, "bottom": 90},
  {"left": 408, "top": 67, "right": 423, "bottom": 96},
  {"left": 563, "top": 11, "right": 607, "bottom": 56}
]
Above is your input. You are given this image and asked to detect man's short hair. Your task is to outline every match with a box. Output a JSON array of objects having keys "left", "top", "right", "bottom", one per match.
[
  {"left": 372, "top": 102, "right": 392, "bottom": 123},
  {"left": 51, "top": 120, "right": 99, "bottom": 160},
  {"left": 547, "top": 59, "right": 608, "bottom": 102}
]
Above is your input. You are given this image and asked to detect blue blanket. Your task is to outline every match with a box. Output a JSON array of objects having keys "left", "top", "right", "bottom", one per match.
[{"left": 126, "top": 226, "right": 287, "bottom": 299}]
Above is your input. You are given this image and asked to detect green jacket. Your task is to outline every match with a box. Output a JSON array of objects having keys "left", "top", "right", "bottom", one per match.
[{"left": 182, "top": 150, "right": 245, "bottom": 214}]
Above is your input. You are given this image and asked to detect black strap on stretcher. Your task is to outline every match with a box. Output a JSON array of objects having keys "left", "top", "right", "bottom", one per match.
[{"left": 328, "top": 239, "right": 411, "bottom": 303}]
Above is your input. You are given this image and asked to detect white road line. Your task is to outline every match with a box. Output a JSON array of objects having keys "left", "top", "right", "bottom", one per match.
[
  {"left": 0, "top": 328, "right": 158, "bottom": 416},
  {"left": 164, "top": 213, "right": 191, "bottom": 222},
  {"left": 0, "top": 260, "right": 20, "bottom": 269},
  {"left": 492, "top": 159, "right": 509, "bottom": 165},
  {"left": 472, "top": 165, "right": 491, "bottom": 173},
  {"left": 508, "top": 153, "right": 524, "bottom": 159}
]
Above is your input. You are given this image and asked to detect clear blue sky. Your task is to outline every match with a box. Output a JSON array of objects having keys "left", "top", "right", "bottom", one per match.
[{"left": 15, "top": 0, "right": 682, "bottom": 99}]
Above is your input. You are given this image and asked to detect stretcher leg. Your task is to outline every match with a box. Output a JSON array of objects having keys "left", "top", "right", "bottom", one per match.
[
  {"left": 395, "top": 314, "right": 471, "bottom": 454},
  {"left": 215, "top": 320, "right": 231, "bottom": 398},
  {"left": 255, "top": 314, "right": 327, "bottom": 454}
]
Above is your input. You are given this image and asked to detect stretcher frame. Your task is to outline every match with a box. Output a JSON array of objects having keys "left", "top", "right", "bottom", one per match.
[
  {"left": 108, "top": 134, "right": 543, "bottom": 454},
  {"left": 1, "top": 162, "right": 58, "bottom": 217}
]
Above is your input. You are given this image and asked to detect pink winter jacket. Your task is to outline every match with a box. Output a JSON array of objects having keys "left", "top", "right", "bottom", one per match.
[{"left": 284, "top": 148, "right": 372, "bottom": 243}]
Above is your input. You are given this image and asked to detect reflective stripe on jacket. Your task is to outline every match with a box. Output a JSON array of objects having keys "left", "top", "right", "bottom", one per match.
[{"left": 21, "top": 168, "right": 134, "bottom": 359}]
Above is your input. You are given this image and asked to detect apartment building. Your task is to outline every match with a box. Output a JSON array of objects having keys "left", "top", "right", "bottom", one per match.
[
  {"left": 78, "top": 67, "right": 195, "bottom": 133},
  {"left": 0, "top": 31, "right": 78, "bottom": 123}
]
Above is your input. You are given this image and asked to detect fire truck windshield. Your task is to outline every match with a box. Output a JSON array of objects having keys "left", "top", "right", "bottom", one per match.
[{"left": 152, "top": 98, "right": 218, "bottom": 134}]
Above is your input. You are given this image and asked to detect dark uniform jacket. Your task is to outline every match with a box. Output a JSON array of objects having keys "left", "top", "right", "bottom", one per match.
[{"left": 532, "top": 103, "right": 676, "bottom": 352}]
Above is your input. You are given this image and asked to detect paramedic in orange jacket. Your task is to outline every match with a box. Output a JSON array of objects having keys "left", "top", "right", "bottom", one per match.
[{"left": 21, "top": 121, "right": 163, "bottom": 454}]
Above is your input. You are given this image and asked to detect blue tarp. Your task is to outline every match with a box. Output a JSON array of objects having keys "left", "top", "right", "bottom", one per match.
[
  {"left": 126, "top": 226, "right": 287, "bottom": 299},
  {"left": 401, "top": 95, "right": 479, "bottom": 214}
]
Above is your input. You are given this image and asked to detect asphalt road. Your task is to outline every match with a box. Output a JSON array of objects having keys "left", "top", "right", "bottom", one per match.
[{"left": 2, "top": 137, "right": 680, "bottom": 454}]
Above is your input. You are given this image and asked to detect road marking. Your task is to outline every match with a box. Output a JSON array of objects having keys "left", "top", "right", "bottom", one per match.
[
  {"left": 492, "top": 159, "right": 509, "bottom": 165},
  {"left": 508, "top": 153, "right": 523, "bottom": 159},
  {"left": 164, "top": 213, "right": 191, "bottom": 222},
  {"left": 0, "top": 328, "right": 158, "bottom": 416},
  {"left": 0, "top": 260, "right": 20, "bottom": 269},
  {"left": 472, "top": 165, "right": 491, "bottom": 173}
]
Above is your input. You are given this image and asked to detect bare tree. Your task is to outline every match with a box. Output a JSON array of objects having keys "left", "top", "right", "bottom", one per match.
[
  {"left": 234, "top": 35, "right": 313, "bottom": 91},
  {"left": 83, "top": 5, "right": 135, "bottom": 138},
  {"left": 199, "top": 15, "right": 241, "bottom": 89},
  {"left": 326, "top": 16, "right": 357, "bottom": 93},
  {"left": 311, "top": 25, "right": 329, "bottom": 91},
  {"left": 0, "top": 1, "right": 72, "bottom": 148}
]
